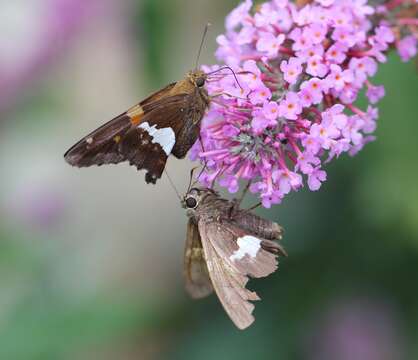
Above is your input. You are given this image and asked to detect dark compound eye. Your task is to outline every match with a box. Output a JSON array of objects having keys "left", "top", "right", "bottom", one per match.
[
  {"left": 185, "top": 197, "right": 198, "bottom": 209},
  {"left": 196, "top": 77, "right": 205, "bottom": 87}
]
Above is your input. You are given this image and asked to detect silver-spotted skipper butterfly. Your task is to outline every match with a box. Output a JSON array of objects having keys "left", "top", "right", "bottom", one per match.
[
  {"left": 182, "top": 187, "right": 287, "bottom": 330},
  {"left": 64, "top": 26, "right": 212, "bottom": 184}
]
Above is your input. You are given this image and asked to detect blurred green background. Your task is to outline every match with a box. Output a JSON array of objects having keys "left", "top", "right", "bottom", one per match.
[{"left": 0, "top": 1, "right": 417, "bottom": 359}]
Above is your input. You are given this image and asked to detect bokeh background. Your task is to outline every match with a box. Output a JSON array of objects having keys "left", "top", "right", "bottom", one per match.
[{"left": 0, "top": 0, "right": 417, "bottom": 359}]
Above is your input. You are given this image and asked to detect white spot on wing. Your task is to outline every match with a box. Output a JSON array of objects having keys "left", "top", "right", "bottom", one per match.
[
  {"left": 230, "top": 236, "right": 261, "bottom": 262},
  {"left": 86, "top": 137, "right": 93, "bottom": 145},
  {"left": 138, "top": 122, "right": 175, "bottom": 155}
]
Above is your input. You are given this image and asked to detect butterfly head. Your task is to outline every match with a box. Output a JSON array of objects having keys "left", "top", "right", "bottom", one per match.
[
  {"left": 188, "top": 70, "right": 207, "bottom": 88},
  {"left": 182, "top": 187, "right": 216, "bottom": 217}
]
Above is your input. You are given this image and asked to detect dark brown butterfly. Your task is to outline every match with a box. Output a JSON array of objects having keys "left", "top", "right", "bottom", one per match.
[
  {"left": 64, "top": 25, "right": 215, "bottom": 184},
  {"left": 64, "top": 69, "right": 210, "bottom": 184},
  {"left": 182, "top": 187, "right": 287, "bottom": 330}
]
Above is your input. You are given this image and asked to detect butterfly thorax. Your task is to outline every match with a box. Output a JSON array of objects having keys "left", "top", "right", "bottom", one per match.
[
  {"left": 195, "top": 192, "right": 231, "bottom": 221},
  {"left": 184, "top": 188, "right": 283, "bottom": 241},
  {"left": 184, "top": 188, "right": 225, "bottom": 220}
]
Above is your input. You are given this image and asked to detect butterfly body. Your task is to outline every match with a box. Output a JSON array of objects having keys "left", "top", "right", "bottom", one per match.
[
  {"left": 183, "top": 188, "right": 286, "bottom": 330},
  {"left": 64, "top": 70, "right": 209, "bottom": 184}
]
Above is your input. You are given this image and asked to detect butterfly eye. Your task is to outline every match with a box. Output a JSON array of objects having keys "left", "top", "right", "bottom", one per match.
[
  {"left": 196, "top": 77, "right": 205, "bottom": 87},
  {"left": 185, "top": 197, "right": 198, "bottom": 209}
]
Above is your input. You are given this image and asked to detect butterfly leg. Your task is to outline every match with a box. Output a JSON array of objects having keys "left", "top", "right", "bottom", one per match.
[
  {"left": 245, "top": 202, "right": 262, "bottom": 212},
  {"left": 228, "top": 201, "right": 263, "bottom": 222},
  {"left": 210, "top": 93, "right": 251, "bottom": 103},
  {"left": 227, "top": 180, "right": 252, "bottom": 219},
  {"left": 195, "top": 134, "right": 209, "bottom": 182}
]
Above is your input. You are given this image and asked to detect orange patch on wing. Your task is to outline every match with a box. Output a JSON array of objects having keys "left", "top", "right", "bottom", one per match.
[
  {"left": 114, "top": 135, "right": 122, "bottom": 143},
  {"left": 127, "top": 104, "right": 144, "bottom": 125}
]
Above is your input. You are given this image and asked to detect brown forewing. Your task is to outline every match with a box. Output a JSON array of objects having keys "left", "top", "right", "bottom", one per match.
[
  {"left": 197, "top": 219, "right": 282, "bottom": 330},
  {"left": 64, "top": 80, "right": 207, "bottom": 183},
  {"left": 184, "top": 219, "right": 213, "bottom": 299},
  {"left": 64, "top": 83, "right": 176, "bottom": 167},
  {"left": 64, "top": 113, "right": 132, "bottom": 167}
]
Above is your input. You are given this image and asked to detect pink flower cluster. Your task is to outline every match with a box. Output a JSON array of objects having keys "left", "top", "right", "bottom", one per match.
[{"left": 192, "top": 0, "right": 417, "bottom": 208}]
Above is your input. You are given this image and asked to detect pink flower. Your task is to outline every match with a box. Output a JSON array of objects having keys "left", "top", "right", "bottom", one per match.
[
  {"left": 251, "top": 178, "right": 283, "bottom": 208},
  {"left": 366, "top": 84, "right": 385, "bottom": 104},
  {"left": 338, "top": 82, "right": 359, "bottom": 104},
  {"left": 280, "top": 57, "right": 303, "bottom": 84},
  {"left": 296, "top": 45, "right": 324, "bottom": 61},
  {"left": 236, "top": 25, "right": 256, "bottom": 45},
  {"left": 290, "top": 27, "right": 313, "bottom": 51},
  {"left": 308, "top": 167, "right": 327, "bottom": 190},
  {"left": 342, "top": 115, "right": 364, "bottom": 145},
  {"left": 299, "top": 87, "right": 315, "bottom": 107},
  {"left": 325, "top": 64, "right": 354, "bottom": 91},
  {"left": 219, "top": 175, "right": 240, "bottom": 193},
  {"left": 364, "top": 106, "right": 378, "bottom": 133},
  {"left": 273, "top": 169, "right": 303, "bottom": 195},
  {"left": 349, "top": 135, "right": 376, "bottom": 156},
  {"left": 226, "top": 0, "right": 253, "bottom": 30},
  {"left": 369, "top": 41, "right": 388, "bottom": 63},
  {"left": 242, "top": 60, "right": 263, "bottom": 89},
  {"left": 279, "top": 92, "right": 302, "bottom": 120},
  {"left": 325, "top": 42, "right": 348, "bottom": 64},
  {"left": 302, "top": 134, "right": 323, "bottom": 155},
  {"left": 305, "top": 23, "right": 328, "bottom": 44},
  {"left": 300, "top": 78, "right": 324, "bottom": 104},
  {"left": 332, "top": 27, "right": 357, "bottom": 47},
  {"left": 328, "top": 138, "right": 351, "bottom": 160},
  {"left": 256, "top": 32, "right": 286, "bottom": 57},
  {"left": 248, "top": 84, "right": 272, "bottom": 104},
  {"left": 263, "top": 101, "right": 280, "bottom": 121},
  {"left": 292, "top": 5, "right": 315, "bottom": 26},
  {"left": 296, "top": 151, "right": 321, "bottom": 174},
  {"left": 306, "top": 55, "right": 329, "bottom": 77},
  {"left": 310, "top": 107, "right": 343, "bottom": 149},
  {"left": 397, "top": 36, "right": 417, "bottom": 62},
  {"left": 254, "top": 3, "right": 281, "bottom": 26},
  {"left": 349, "top": 57, "right": 377, "bottom": 84},
  {"left": 215, "top": 35, "right": 242, "bottom": 68},
  {"left": 218, "top": 72, "right": 251, "bottom": 99},
  {"left": 331, "top": 10, "right": 352, "bottom": 28},
  {"left": 322, "top": 104, "right": 348, "bottom": 130},
  {"left": 374, "top": 25, "right": 395, "bottom": 48},
  {"left": 351, "top": 0, "right": 374, "bottom": 16}
]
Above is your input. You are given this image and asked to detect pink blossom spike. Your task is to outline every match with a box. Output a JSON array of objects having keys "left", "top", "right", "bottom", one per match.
[{"left": 192, "top": 0, "right": 415, "bottom": 208}]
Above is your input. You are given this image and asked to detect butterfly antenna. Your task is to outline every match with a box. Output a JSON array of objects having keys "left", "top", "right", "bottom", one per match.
[
  {"left": 195, "top": 22, "right": 211, "bottom": 70},
  {"left": 207, "top": 66, "right": 243, "bottom": 90},
  {"left": 164, "top": 169, "right": 181, "bottom": 201},
  {"left": 187, "top": 166, "right": 201, "bottom": 194}
]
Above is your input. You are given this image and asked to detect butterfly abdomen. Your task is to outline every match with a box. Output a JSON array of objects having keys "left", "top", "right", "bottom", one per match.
[{"left": 232, "top": 211, "right": 283, "bottom": 241}]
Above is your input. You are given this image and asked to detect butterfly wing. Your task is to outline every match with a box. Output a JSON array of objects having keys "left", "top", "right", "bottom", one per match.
[
  {"left": 64, "top": 82, "right": 205, "bottom": 183},
  {"left": 64, "top": 83, "right": 176, "bottom": 166},
  {"left": 64, "top": 112, "right": 132, "bottom": 167},
  {"left": 183, "top": 219, "right": 213, "bottom": 299},
  {"left": 197, "top": 219, "right": 283, "bottom": 330},
  {"left": 118, "top": 94, "right": 196, "bottom": 183}
]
